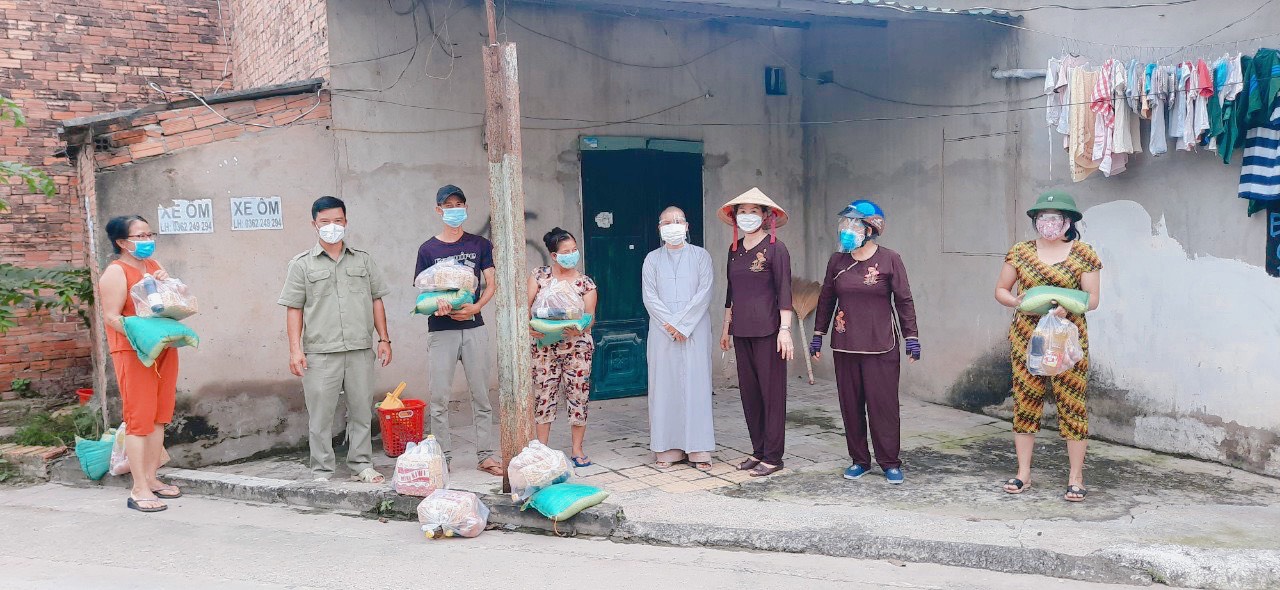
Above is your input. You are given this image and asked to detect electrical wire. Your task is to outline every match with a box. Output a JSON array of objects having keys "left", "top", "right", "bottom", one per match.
[
  {"left": 983, "top": 18, "right": 1280, "bottom": 50},
  {"left": 748, "top": 34, "right": 1043, "bottom": 108},
  {"left": 951, "top": 0, "right": 1203, "bottom": 12},
  {"left": 1159, "top": 0, "right": 1276, "bottom": 61},
  {"left": 504, "top": 15, "right": 743, "bottom": 69},
  {"left": 330, "top": 1, "right": 423, "bottom": 92},
  {"left": 147, "top": 83, "right": 325, "bottom": 129}
]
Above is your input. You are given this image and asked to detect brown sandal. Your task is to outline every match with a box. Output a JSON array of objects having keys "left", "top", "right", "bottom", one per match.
[
  {"left": 737, "top": 458, "right": 761, "bottom": 471},
  {"left": 478, "top": 458, "right": 505, "bottom": 477},
  {"left": 749, "top": 463, "right": 783, "bottom": 477},
  {"left": 693, "top": 462, "right": 713, "bottom": 472}
]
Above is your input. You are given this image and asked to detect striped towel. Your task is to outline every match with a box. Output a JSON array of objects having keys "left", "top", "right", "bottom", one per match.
[{"left": 1238, "top": 105, "right": 1280, "bottom": 203}]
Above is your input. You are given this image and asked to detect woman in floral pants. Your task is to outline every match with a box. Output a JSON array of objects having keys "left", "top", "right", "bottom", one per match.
[{"left": 528, "top": 227, "right": 598, "bottom": 468}]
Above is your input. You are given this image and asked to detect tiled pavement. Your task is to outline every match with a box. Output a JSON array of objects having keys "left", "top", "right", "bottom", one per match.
[{"left": 205, "top": 379, "right": 1010, "bottom": 499}]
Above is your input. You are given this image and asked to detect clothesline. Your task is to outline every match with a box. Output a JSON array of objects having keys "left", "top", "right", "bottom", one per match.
[
  {"left": 1043, "top": 47, "right": 1280, "bottom": 213},
  {"left": 984, "top": 18, "right": 1280, "bottom": 52}
]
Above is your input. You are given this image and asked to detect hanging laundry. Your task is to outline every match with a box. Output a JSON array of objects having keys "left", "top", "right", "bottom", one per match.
[
  {"left": 1223, "top": 53, "right": 1254, "bottom": 164},
  {"left": 1218, "top": 53, "right": 1246, "bottom": 163},
  {"left": 1070, "top": 67, "right": 1100, "bottom": 182},
  {"left": 1113, "top": 60, "right": 1140, "bottom": 156},
  {"left": 1237, "top": 105, "right": 1280, "bottom": 206},
  {"left": 1193, "top": 59, "right": 1213, "bottom": 145}
]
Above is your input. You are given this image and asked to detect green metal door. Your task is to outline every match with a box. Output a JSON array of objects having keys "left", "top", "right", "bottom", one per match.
[{"left": 580, "top": 137, "right": 704, "bottom": 400}]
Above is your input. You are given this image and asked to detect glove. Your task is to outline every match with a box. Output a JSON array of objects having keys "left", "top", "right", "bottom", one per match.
[
  {"left": 904, "top": 338, "right": 921, "bottom": 361},
  {"left": 809, "top": 334, "right": 823, "bottom": 356}
]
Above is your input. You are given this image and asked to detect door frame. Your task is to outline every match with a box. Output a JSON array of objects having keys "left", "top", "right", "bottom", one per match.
[{"left": 577, "top": 135, "right": 705, "bottom": 400}]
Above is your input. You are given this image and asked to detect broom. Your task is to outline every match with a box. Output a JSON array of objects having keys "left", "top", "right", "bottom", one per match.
[{"left": 791, "top": 278, "right": 823, "bottom": 385}]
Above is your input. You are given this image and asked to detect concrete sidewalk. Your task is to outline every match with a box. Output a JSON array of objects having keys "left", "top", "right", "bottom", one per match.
[{"left": 60, "top": 380, "right": 1280, "bottom": 589}]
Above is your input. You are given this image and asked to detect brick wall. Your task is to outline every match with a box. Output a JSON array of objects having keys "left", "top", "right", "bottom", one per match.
[
  {"left": 0, "top": 0, "right": 231, "bottom": 399},
  {"left": 92, "top": 91, "right": 331, "bottom": 167},
  {"left": 227, "top": 0, "right": 329, "bottom": 90}
]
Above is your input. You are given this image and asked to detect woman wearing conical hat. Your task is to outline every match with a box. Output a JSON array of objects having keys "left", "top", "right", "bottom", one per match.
[{"left": 718, "top": 187, "right": 794, "bottom": 478}]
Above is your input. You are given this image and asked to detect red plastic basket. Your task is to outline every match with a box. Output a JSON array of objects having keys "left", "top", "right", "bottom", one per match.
[{"left": 377, "top": 399, "right": 426, "bottom": 458}]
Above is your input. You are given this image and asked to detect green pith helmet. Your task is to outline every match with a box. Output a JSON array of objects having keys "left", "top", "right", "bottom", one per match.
[{"left": 1027, "top": 191, "right": 1082, "bottom": 221}]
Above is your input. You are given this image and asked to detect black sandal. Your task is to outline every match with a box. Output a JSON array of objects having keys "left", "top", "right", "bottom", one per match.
[
  {"left": 1064, "top": 485, "right": 1088, "bottom": 502},
  {"left": 1003, "top": 478, "right": 1031, "bottom": 494},
  {"left": 152, "top": 485, "right": 182, "bottom": 499},
  {"left": 127, "top": 496, "right": 168, "bottom": 513}
]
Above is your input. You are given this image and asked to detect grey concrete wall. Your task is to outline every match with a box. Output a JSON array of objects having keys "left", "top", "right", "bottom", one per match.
[
  {"left": 325, "top": 0, "right": 809, "bottom": 418},
  {"left": 92, "top": 2, "right": 811, "bottom": 466},
  {"left": 95, "top": 122, "right": 340, "bottom": 465},
  {"left": 800, "top": 2, "right": 1280, "bottom": 476}
]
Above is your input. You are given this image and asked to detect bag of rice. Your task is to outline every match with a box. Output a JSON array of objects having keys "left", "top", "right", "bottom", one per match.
[
  {"left": 120, "top": 316, "right": 199, "bottom": 367},
  {"left": 412, "top": 290, "right": 474, "bottom": 316}
]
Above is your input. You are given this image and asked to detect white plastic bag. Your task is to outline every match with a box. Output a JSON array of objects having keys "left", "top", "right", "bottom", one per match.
[
  {"left": 507, "top": 440, "right": 572, "bottom": 502},
  {"left": 130, "top": 274, "right": 198, "bottom": 320},
  {"left": 532, "top": 278, "right": 584, "bottom": 320},
  {"left": 393, "top": 436, "right": 449, "bottom": 497},
  {"left": 414, "top": 259, "right": 478, "bottom": 292},
  {"left": 1026, "top": 312, "right": 1084, "bottom": 377},
  {"left": 417, "top": 489, "right": 490, "bottom": 539},
  {"left": 108, "top": 423, "right": 171, "bottom": 476}
]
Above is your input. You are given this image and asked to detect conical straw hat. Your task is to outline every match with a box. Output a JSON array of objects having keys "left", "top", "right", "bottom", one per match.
[{"left": 717, "top": 187, "right": 789, "bottom": 228}]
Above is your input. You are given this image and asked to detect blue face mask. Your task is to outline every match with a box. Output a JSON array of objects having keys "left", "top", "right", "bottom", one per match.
[
  {"left": 131, "top": 240, "right": 156, "bottom": 259},
  {"left": 441, "top": 207, "right": 467, "bottom": 228},
  {"left": 838, "top": 229, "right": 863, "bottom": 252},
  {"left": 555, "top": 251, "right": 580, "bottom": 269}
]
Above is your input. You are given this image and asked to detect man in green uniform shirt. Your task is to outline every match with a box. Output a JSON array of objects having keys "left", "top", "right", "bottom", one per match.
[{"left": 278, "top": 196, "right": 393, "bottom": 483}]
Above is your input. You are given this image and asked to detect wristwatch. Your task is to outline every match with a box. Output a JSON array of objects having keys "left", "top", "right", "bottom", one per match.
[{"left": 378, "top": 338, "right": 391, "bottom": 344}]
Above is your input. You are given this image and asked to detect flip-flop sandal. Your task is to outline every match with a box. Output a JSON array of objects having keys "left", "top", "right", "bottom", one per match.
[
  {"left": 1003, "top": 478, "right": 1031, "bottom": 494},
  {"left": 127, "top": 496, "right": 167, "bottom": 513},
  {"left": 749, "top": 463, "right": 783, "bottom": 477},
  {"left": 693, "top": 462, "right": 713, "bottom": 472},
  {"left": 1064, "top": 485, "right": 1088, "bottom": 502},
  {"left": 737, "top": 458, "right": 761, "bottom": 471},
  {"left": 152, "top": 485, "right": 182, "bottom": 499},
  {"left": 571, "top": 456, "right": 593, "bottom": 468}
]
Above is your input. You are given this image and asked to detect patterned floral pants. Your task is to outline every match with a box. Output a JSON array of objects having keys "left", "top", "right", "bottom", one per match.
[
  {"left": 1009, "top": 312, "right": 1090, "bottom": 440},
  {"left": 531, "top": 337, "right": 594, "bottom": 426}
]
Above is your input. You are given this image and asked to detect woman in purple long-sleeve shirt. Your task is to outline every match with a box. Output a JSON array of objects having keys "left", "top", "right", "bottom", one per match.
[
  {"left": 717, "top": 188, "right": 794, "bottom": 478},
  {"left": 810, "top": 199, "right": 919, "bottom": 485}
]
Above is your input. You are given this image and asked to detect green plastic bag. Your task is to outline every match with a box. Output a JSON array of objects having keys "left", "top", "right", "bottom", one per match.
[
  {"left": 1018, "top": 286, "right": 1090, "bottom": 316},
  {"left": 522, "top": 483, "right": 609, "bottom": 522},
  {"left": 75, "top": 433, "right": 115, "bottom": 481},
  {"left": 413, "top": 290, "right": 474, "bottom": 316},
  {"left": 529, "top": 313, "right": 593, "bottom": 347},
  {"left": 121, "top": 316, "right": 199, "bottom": 367}
]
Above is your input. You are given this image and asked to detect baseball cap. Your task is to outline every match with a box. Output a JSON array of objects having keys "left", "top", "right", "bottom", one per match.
[{"left": 436, "top": 184, "right": 466, "bottom": 205}]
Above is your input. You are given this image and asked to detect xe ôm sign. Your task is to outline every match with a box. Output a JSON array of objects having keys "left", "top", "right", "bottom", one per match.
[
  {"left": 157, "top": 199, "right": 214, "bottom": 234},
  {"left": 230, "top": 196, "right": 284, "bottom": 231}
]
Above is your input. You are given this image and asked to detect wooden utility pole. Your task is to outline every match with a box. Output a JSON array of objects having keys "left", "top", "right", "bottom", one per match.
[{"left": 482, "top": 0, "right": 534, "bottom": 492}]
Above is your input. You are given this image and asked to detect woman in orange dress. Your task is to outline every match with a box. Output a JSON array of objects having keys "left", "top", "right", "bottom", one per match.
[{"left": 99, "top": 215, "right": 181, "bottom": 512}]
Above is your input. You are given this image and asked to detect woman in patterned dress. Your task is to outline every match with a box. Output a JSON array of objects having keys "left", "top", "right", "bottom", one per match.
[
  {"left": 528, "top": 227, "right": 598, "bottom": 468},
  {"left": 994, "top": 191, "right": 1102, "bottom": 502}
]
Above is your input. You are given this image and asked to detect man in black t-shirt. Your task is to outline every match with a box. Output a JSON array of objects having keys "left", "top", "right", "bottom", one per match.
[{"left": 414, "top": 185, "right": 502, "bottom": 476}]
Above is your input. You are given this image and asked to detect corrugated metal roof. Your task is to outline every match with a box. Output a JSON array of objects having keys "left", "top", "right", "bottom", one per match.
[{"left": 826, "top": 0, "right": 1017, "bottom": 20}]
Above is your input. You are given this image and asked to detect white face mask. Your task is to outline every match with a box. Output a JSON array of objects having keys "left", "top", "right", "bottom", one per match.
[
  {"left": 736, "top": 213, "right": 763, "bottom": 233},
  {"left": 317, "top": 223, "right": 345, "bottom": 244},
  {"left": 659, "top": 223, "right": 687, "bottom": 246}
]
